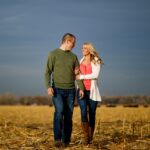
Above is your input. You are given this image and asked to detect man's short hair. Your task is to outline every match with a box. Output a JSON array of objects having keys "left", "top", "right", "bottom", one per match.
[{"left": 61, "top": 33, "right": 76, "bottom": 44}]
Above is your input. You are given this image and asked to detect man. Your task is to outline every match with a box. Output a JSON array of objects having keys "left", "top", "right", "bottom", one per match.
[{"left": 45, "top": 33, "right": 84, "bottom": 147}]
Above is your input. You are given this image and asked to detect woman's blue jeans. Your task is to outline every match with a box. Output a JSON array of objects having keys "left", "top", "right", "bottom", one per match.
[
  {"left": 77, "top": 90, "right": 98, "bottom": 128},
  {"left": 52, "top": 87, "right": 75, "bottom": 144}
]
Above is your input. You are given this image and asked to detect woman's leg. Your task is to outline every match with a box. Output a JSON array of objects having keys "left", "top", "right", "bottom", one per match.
[
  {"left": 88, "top": 99, "right": 98, "bottom": 141},
  {"left": 77, "top": 90, "right": 88, "bottom": 123},
  {"left": 77, "top": 90, "right": 90, "bottom": 144}
]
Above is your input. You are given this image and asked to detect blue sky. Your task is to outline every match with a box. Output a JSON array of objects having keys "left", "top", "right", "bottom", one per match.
[{"left": 0, "top": 0, "right": 150, "bottom": 96}]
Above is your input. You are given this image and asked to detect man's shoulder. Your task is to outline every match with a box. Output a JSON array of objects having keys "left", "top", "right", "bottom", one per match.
[
  {"left": 69, "top": 51, "right": 77, "bottom": 58},
  {"left": 48, "top": 48, "right": 59, "bottom": 56},
  {"left": 50, "top": 48, "right": 59, "bottom": 53}
]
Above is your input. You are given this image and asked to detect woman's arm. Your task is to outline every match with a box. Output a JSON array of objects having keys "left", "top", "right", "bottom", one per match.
[{"left": 80, "top": 63, "right": 100, "bottom": 79}]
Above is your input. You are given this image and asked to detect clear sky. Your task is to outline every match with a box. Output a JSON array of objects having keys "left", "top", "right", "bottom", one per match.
[{"left": 0, "top": 0, "right": 150, "bottom": 96}]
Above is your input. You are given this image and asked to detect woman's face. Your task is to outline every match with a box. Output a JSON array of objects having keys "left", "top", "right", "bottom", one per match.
[{"left": 82, "top": 45, "right": 90, "bottom": 56}]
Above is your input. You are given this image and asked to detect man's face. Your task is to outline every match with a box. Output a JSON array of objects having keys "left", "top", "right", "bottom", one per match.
[{"left": 67, "top": 38, "right": 76, "bottom": 50}]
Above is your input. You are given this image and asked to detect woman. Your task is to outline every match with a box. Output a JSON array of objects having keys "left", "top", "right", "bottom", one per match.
[{"left": 76, "top": 42, "right": 103, "bottom": 144}]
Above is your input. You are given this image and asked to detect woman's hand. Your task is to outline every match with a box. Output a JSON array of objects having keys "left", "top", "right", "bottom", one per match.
[
  {"left": 76, "top": 74, "right": 80, "bottom": 80},
  {"left": 74, "top": 67, "right": 80, "bottom": 75}
]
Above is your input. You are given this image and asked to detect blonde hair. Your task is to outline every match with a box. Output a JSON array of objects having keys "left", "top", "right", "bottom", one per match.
[{"left": 83, "top": 42, "right": 103, "bottom": 64}]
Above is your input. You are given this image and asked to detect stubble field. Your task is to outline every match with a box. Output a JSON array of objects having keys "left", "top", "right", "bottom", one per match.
[{"left": 0, "top": 106, "right": 150, "bottom": 150}]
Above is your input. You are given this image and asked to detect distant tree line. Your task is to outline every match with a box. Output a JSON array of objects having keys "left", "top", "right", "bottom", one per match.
[
  {"left": 0, "top": 93, "right": 52, "bottom": 106},
  {"left": 101, "top": 96, "right": 150, "bottom": 107},
  {"left": 0, "top": 93, "right": 150, "bottom": 106}
]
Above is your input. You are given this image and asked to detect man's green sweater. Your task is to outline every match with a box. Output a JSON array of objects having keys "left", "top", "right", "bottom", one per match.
[{"left": 45, "top": 48, "right": 84, "bottom": 90}]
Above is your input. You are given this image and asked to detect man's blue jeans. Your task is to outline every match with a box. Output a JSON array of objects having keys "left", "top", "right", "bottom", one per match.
[
  {"left": 77, "top": 90, "right": 98, "bottom": 128},
  {"left": 52, "top": 87, "right": 75, "bottom": 144}
]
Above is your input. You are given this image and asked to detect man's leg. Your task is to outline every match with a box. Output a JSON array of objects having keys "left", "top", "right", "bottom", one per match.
[
  {"left": 62, "top": 88, "right": 75, "bottom": 145},
  {"left": 52, "top": 88, "right": 64, "bottom": 146}
]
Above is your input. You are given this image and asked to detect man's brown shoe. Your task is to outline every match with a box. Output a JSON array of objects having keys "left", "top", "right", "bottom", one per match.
[{"left": 54, "top": 140, "right": 62, "bottom": 148}]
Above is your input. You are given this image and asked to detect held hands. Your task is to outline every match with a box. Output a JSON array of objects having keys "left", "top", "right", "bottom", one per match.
[{"left": 47, "top": 87, "right": 54, "bottom": 96}]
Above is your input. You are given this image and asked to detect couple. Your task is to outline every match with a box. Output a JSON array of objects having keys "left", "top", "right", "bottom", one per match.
[{"left": 44, "top": 33, "right": 103, "bottom": 147}]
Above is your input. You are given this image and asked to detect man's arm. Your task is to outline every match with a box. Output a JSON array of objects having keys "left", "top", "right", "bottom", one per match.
[
  {"left": 44, "top": 53, "right": 54, "bottom": 96},
  {"left": 47, "top": 87, "right": 54, "bottom": 96},
  {"left": 74, "top": 56, "right": 85, "bottom": 91}
]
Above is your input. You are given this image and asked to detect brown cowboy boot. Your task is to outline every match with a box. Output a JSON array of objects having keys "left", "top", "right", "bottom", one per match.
[
  {"left": 89, "top": 127, "right": 95, "bottom": 142},
  {"left": 81, "top": 122, "right": 90, "bottom": 145}
]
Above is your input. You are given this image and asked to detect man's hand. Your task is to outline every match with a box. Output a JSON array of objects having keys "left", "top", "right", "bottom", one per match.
[
  {"left": 79, "top": 90, "right": 84, "bottom": 99},
  {"left": 47, "top": 87, "right": 54, "bottom": 96}
]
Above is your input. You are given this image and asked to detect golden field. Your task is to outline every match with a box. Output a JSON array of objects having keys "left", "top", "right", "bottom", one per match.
[{"left": 0, "top": 106, "right": 150, "bottom": 150}]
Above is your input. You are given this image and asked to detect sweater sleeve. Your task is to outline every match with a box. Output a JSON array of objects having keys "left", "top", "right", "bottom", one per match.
[
  {"left": 80, "top": 63, "right": 100, "bottom": 79},
  {"left": 44, "top": 52, "right": 54, "bottom": 88},
  {"left": 75, "top": 56, "right": 85, "bottom": 90}
]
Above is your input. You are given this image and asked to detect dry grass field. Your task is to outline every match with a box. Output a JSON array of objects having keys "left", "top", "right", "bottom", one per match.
[{"left": 0, "top": 105, "right": 150, "bottom": 150}]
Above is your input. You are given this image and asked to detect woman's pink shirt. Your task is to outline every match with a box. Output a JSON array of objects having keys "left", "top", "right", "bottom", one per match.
[{"left": 80, "top": 63, "right": 92, "bottom": 90}]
